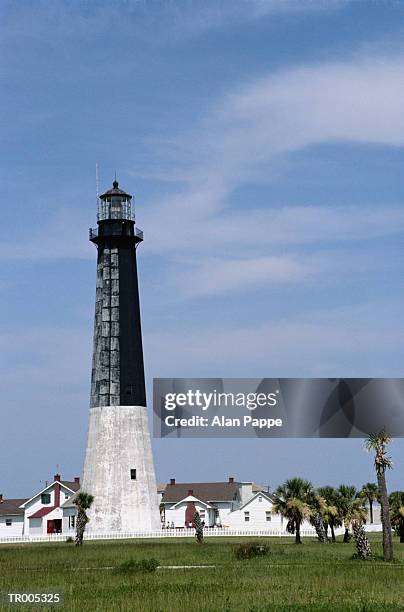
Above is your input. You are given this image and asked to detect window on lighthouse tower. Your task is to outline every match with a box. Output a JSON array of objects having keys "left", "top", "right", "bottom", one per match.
[{"left": 110, "top": 196, "right": 123, "bottom": 218}]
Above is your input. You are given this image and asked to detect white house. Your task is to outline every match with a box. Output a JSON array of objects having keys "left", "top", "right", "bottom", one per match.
[
  {"left": 160, "top": 477, "right": 269, "bottom": 528},
  {"left": 226, "top": 491, "right": 285, "bottom": 530},
  {"left": 366, "top": 500, "right": 381, "bottom": 524},
  {"left": 0, "top": 473, "right": 80, "bottom": 537},
  {"left": 0, "top": 495, "right": 26, "bottom": 536}
]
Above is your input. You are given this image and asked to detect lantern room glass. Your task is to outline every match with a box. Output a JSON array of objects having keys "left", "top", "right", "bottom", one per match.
[{"left": 98, "top": 195, "right": 134, "bottom": 221}]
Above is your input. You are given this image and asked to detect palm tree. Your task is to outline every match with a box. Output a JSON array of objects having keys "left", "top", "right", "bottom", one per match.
[
  {"left": 352, "top": 519, "right": 372, "bottom": 560},
  {"left": 273, "top": 478, "right": 313, "bottom": 544},
  {"left": 366, "top": 430, "right": 394, "bottom": 561},
  {"left": 336, "top": 485, "right": 367, "bottom": 543},
  {"left": 159, "top": 502, "right": 166, "bottom": 527},
  {"left": 317, "top": 486, "right": 341, "bottom": 543},
  {"left": 389, "top": 491, "right": 404, "bottom": 544},
  {"left": 308, "top": 493, "right": 328, "bottom": 543},
  {"left": 193, "top": 510, "right": 204, "bottom": 543},
  {"left": 73, "top": 491, "right": 94, "bottom": 546},
  {"left": 359, "top": 482, "right": 379, "bottom": 524}
]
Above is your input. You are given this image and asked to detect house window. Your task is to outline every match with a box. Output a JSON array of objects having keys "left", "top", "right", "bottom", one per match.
[
  {"left": 200, "top": 510, "right": 205, "bottom": 519},
  {"left": 69, "top": 515, "right": 75, "bottom": 529},
  {"left": 244, "top": 511, "right": 250, "bottom": 522},
  {"left": 41, "top": 493, "right": 51, "bottom": 505},
  {"left": 258, "top": 495, "right": 262, "bottom": 502},
  {"left": 64, "top": 493, "right": 69, "bottom": 500},
  {"left": 130, "top": 469, "right": 136, "bottom": 480},
  {"left": 5, "top": 518, "right": 12, "bottom": 526},
  {"left": 266, "top": 511, "right": 272, "bottom": 522}
]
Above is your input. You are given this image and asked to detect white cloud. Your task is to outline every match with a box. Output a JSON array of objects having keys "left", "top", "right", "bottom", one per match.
[
  {"left": 0, "top": 0, "right": 346, "bottom": 46},
  {"left": 144, "top": 203, "right": 404, "bottom": 255},
  {"left": 142, "top": 54, "right": 404, "bottom": 210},
  {"left": 173, "top": 243, "right": 394, "bottom": 297},
  {"left": 4, "top": 51, "right": 404, "bottom": 304},
  {"left": 144, "top": 301, "right": 404, "bottom": 377},
  {"left": 198, "top": 56, "right": 404, "bottom": 188},
  {"left": 135, "top": 52, "right": 404, "bottom": 295},
  {"left": 177, "top": 255, "right": 315, "bottom": 296},
  {"left": 0, "top": 327, "right": 92, "bottom": 391},
  {"left": 251, "top": 0, "right": 349, "bottom": 17},
  {"left": 165, "top": 0, "right": 348, "bottom": 38},
  {"left": 0, "top": 209, "right": 93, "bottom": 262}
]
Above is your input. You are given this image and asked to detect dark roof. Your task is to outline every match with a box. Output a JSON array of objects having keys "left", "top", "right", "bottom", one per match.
[
  {"left": 100, "top": 180, "right": 132, "bottom": 200},
  {"left": 162, "top": 482, "right": 239, "bottom": 504},
  {"left": 252, "top": 483, "right": 264, "bottom": 493},
  {"left": 29, "top": 506, "right": 56, "bottom": 519},
  {"left": 0, "top": 499, "right": 26, "bottom": 516},
  {"left": 61, "top": 480, "right": 80, "bottom": 492}
]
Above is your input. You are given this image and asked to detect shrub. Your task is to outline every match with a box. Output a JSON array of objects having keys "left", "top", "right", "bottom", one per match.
[
  {"left": 234, "top": 542, "right": 270, "bottom": 560},
  {"left": 65, "top": 537, "right": 74, "bottom": 544},
  {"left": 115, "top": 558, "right": 159, "bottom": 573}
]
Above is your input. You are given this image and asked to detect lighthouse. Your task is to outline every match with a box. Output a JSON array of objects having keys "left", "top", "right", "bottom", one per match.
[{"left": 82, "top": 180, "right": 160, "bottom": 532}]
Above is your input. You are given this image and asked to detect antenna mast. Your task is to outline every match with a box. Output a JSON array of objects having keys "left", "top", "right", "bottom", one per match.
[{"left": 96, "top": 162, "right": 100, "bottom": 204}]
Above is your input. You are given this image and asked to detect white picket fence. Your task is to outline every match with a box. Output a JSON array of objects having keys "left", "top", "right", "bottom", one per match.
[
  {"left": 0, "top": 524, "right": 382, "bottom": 545},
  {"left": 0, "top": 527, "right": 317, "bottom": 545}
]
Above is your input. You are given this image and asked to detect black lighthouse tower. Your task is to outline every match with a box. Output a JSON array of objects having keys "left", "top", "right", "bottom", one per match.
[
  {"left": 82, "top": 180, "right": 160, "bottom": 533},
  {"left": 89, "top": 180, "right": 146, "bottom": 408}
]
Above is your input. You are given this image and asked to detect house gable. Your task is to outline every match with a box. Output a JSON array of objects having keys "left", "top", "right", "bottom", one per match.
[
  {"left": 172, "top": 495, "right": 212, "bottom": 510},
  {"left": 20, "top": 482, "right": 75, "bottom": 509},
  {"left": 238, "top": 491, "right": 277, "bottom": 511}
]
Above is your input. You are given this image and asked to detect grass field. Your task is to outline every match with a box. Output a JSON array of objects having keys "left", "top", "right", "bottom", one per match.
[{"left": 1, "top": 535, "right": 404, "bottom": 611}]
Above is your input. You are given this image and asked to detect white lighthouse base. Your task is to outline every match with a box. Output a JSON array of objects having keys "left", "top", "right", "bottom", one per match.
[{"left": 82, "top": 405, "right": 161, "bottom": 533}]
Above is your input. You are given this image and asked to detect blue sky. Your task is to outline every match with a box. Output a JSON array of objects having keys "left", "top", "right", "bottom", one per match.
[{"left": 2, "top": 0, "right": 404, "bottom": 497}]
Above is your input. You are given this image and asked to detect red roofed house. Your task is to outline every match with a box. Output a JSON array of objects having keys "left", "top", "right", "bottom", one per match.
[{"left": 19, "top": 474, "right": 80, "bottom": 536}]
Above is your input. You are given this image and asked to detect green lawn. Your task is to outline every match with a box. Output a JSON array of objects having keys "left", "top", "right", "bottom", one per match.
[{"left": 1, "top": 535, "right": 404, "bottom": 611}]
